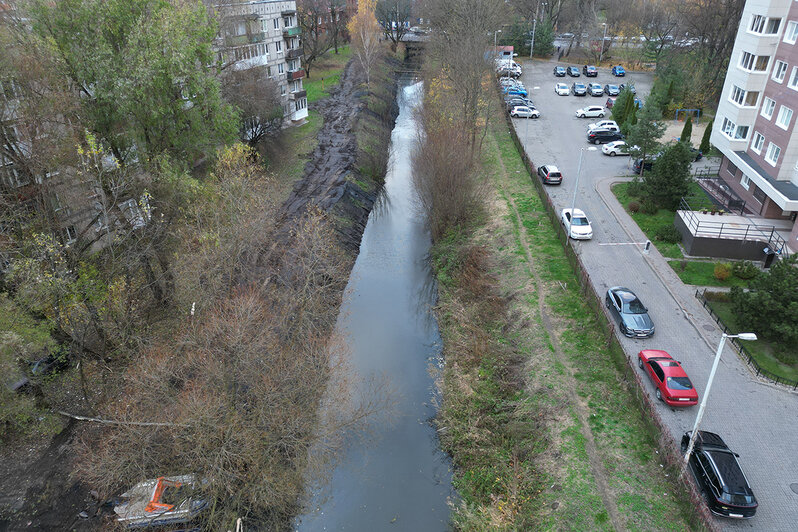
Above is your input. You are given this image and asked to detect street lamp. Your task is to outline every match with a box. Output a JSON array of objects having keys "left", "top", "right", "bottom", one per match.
[
  {"left": 494, "top": 29, "right": 502, "bottom": 61},
  {"left": 682, "top": 332, "right": 758, "bottom": 465},
  {"left": 598, "top": 23, "right": 608, "bottom": 65},
  {"left": 568, "top": 146, "right": 597, "bottom": 239},
  {"left": 530, "top": 2, "right": 547, "bottom": 58}
]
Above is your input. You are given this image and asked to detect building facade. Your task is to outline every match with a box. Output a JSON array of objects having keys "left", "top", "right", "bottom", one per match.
[
  {"left": 711, "top": 0, "right": 798, "bottom": 249},
  {"left": 212, "top": 0, "right": 308, "bottom": 123}
]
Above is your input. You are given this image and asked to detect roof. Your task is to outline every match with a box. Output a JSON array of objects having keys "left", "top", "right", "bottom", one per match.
[{"left": 735, "top": 151, "right": 798, "bottom": 201}]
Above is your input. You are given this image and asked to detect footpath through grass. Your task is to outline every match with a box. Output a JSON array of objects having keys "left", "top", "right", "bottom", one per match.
[{"left": 435, "top": 106, "right": 704, "bottom": 529}]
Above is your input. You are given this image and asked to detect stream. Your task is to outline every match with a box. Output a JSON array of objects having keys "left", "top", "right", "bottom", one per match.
[{"left": 295, "top": 80, "right": 454, "bottom": 530}]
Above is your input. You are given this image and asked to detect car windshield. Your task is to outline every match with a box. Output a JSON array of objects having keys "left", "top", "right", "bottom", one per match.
[
  {"left": 622, "top": 297, "right": 646, "bottom": 314},
  {"left": 720, "top": 492, "right": 756, "bottom": 505},
  {"left": 609, "top": 85, "right": 618, "bottom": 90},
  {"left": 571, "top": 217, "right": 589, "bottom": 226},
  {"left": 666, "top": 376, "right": 693, "bottom": 390}
]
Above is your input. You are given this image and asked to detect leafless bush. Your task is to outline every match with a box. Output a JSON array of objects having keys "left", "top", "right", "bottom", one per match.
[{"left": 412, "top": 114, "right": 487, "bottom": 241}]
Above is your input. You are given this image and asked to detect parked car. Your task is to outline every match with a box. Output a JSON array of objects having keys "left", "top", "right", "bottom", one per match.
[
  {"left": 632, "top": 157, "right": 656, "bottom": 174},
  {"left": 588, "top": 119, "right": 619, "bottom": 131},
  {"left": 619, "top": 83, "right": 636, "bottom": 94},
  {"left": 504, "top": 86, "right": 528, "bottom": 97},
  {"left": 638, "top": 350, "right": 698, "bottom": 406},
  {"left": 606, "top": 97, "right": 617, "bottom": 109},
  {"left": 588, "top": 82, "right": 604, "bottom": 96},
  {"left": 553, "top": 66, "right": 567, "bottom": 77},
  {"left": 605, "top": 286, "right": 654, "bottom": 338},
  {"left": 604, "top": 84, "right": 620, "bottom": 96},
  {"left": 611, "top": 65, "right": 626, "bottom": 76},
  {"left": 681, "top": 431, "right": 758, "bottom": 518},
  {"left": 572, "top": 82, "right": 587, "bottom": 96},
  {"left": 583, "top": 65, "right": 598, "bottom": 77},
  {"left": 587, "top": 128, "right": 624, "bottom": 144},
  {"left": 602, "top": 140, "right": 631, "bottom": 156},
  {"left": 537, "top": 165, "right": 562, "bottom": 185},
  {"left": 567, "top": 66, "right": 581, "bottom": 77},
  {"left": 555, "top": 83, "right": 570, "bottom": 96},
  {"left": 506, "top": 97, "right": 533, "bottom": 110},
  {"left": 560, "top": 208, "right": 593, "bottom": 240},
  {"left": 575, "top": 106, "right": 605, "bottom": 118},
  {"left": 510, "top": 105, "right": 540, "bottom": 118}
]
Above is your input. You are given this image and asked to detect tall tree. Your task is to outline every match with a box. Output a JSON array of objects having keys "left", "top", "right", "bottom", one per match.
[
  {"left": 348, "top": 0, "right": 383, "bottom": 89},
  {"left": 642, "top": 141, "right": 693, "bottom": 209},
  {"left": 680, "top": 114, "right": 693, "bottom": 144},
  {"left": 220, "top": 67, "right": 284, "bottom": 150},
  {"left": 376, "top": 0, "right": 413, "bottom": 52},
  {"left": 328, "top": 0, "right": 349, "bottom": 54},
  {"left": 299, "top": 0, "right": 334, "bottom": 78},
  {"left": 699, "top": 118, "right": 713, "bottom": 153},
  {"left": 27, "top": 0, "right": 238, "bottom": 165},
  {"left": 627, "top": 101, "right": 666, "bottom": 175}
]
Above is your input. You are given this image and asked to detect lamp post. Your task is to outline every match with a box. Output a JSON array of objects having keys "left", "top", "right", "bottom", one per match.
[
  {"left": 598, "top": 23, "right": 608, "bottom": 65},
  {"left": 494, "top": 29, "right": 502, "bottom": 62},
  {"left": 683, "top": 332, "right": 758, "bottom": 465},
  {"left": 567, "top": 146, "right": 597, "bottom": 239},
  {"left": 530, "top": 2, "right": 547, "bottom": 58}
]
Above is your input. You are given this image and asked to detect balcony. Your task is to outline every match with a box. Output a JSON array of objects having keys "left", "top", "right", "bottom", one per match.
[
  {"left": 290, "top": 90, "right": 307, "bottom": 100},
  {"left": 225, "top": 32, "right": 265, "bottom": 46},
  {"left": 283, "top": 26, "right": 302, "bottom": 39},
  {"left": 281, "top": 9, "right": 297, "bottom": 16},
  {"left": 286, "top": 48, "right": 303, "bottom": 60},
  {"left": 287, "top": 69, "right": 305, "bottom": 82}
]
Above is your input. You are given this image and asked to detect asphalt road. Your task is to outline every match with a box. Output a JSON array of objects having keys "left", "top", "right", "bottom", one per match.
[{"left": 513, "top": 59, "right": 798, "bottom": 531}]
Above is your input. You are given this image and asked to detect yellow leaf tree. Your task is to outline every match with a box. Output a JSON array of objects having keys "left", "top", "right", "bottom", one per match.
[{"left": 348, "top": 0, "right": 383, "bottom": 89}]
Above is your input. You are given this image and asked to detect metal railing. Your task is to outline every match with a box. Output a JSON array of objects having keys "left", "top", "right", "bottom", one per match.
[
  {"left": 678, "top": 198, "right": 788, "bottom": 255},
  {"left": 694, "top": 175, "right": 746, "bottom": 214},
  {"left": 695, "top": 289, "right": 798, "bottom": 389}
]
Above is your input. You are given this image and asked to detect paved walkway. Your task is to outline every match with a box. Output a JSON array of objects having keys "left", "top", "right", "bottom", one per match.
[{"left": 513, "top": 58, "right": 798, "bottom": 531}]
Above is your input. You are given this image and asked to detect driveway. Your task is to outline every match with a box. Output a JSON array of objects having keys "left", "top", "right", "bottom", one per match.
[{"left": 513, "top": 59, "right": 798, "bottom": 531}]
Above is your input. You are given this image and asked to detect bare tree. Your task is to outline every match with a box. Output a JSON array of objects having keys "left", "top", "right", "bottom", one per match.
[
  {"left": 376, "top": 0, "right": 413, "bottom": 52},
  {"left": 348, "top": 0, "right": 384, "bottom": 89},
  {"left": 328, "top": 0, "right": 350, "bottom": 54},
  {"left": 299, "top": 0, "right": 334, "bottom": 78},
  {"left": 220, "top": 67, "right": 283, "bottom": 149}
]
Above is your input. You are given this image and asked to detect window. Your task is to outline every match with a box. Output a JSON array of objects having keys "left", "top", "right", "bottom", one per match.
[
  {"left": 280, "top": 85, "right": 286, "bottom": 96},
  {"left": 740, "top": 51, "right": 755, "bottom": 70},
  {"left": 721, "top": 117, "right": 737, "bottom": 137},
  {"left": 751, "top": 131, "right": 765, "bottom": 153},
  {"left": 773, "top": 60, "right": 788, "bottom": 82},
  {"left": 63, "top": 225, "right": 77, "bottom": 243},
  {"left": 273, "top": 18, "right": 280, "bottom": 30},
  {"left": 767, "top": 18, "right": 782, "bottom": 34},
  {"left": 776, "top": 105, "right": 793, "bottom": 129},
  {"left": 735, "top": 125, "right": 749, "bottom": 139},
  {"left": 755, "top": 55, "right": 770, "bottom": 71},
  {"left": 295, "top": 98, "right": 307, "bottom": 111},
  {"left": 275, "top": 41, "right": 282, "bottom": 53},
  {"left": 277, "top": 62, "right": 284, "bottom": 74},
  {"left": 752, "top": 185, "right": 767, "bottom": 203},
  {"left": 762, "top": 97, "right": 776, "bottom": 118},
  {"left": 731, "top": 85, "right": 745, "bottom": 105},
  {"left": 785, "top": 21, "right": 798, "bottom": 44},
  {"left": 726, "top": 160, "right": 739, "bottom": 177},
  {"left": 750, "top": 14, "right": 766, "bottom": 33},
  {"left": 744, "top": 91, "right": 759, "bottom": 106},
  {"left": 765, "top": 142, "right": 781, "bottom": 165},
  {"left": 741, "top": 174, "right": 751, "bottom": 190},
  {"left": 267, "top": 66, "right": 272, "bottom": 77}
]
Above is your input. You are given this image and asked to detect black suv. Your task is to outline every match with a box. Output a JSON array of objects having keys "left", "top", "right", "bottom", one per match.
[
  {"left": 587, "top": 128, "right": 623, "bottom": 145},
  {"left": 583, "top": 65, "right": 598, "bottom": 77},
  {"left": 681, "top": 431, "right": 758, "bottom": 519},
  {"left": 632, "top": 157, "right": 656, "bottom": 174},
  {"left": 567, "top": 66, "right": 580, "bottom": 77},
  {"left": 553, "top": 66, "right": 566, "bottom": 77}
]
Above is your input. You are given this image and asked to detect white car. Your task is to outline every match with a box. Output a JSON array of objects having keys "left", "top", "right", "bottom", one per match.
[
  {"left": 510, "top": 105, "right": 540, "bottom": 118},
  {"left": 575, "top": 106, "right": 606, "bottom": 118},
  {"left": 602, "top": 140, "right": 631, "bottom": 156},
  {"left": 561, "top": 208, "right": 593, "bottom": 240},
  {"left": 588, "top": 120, "right": 619, "bottom": 131},
  {"left": 555, "top": 83, "right": 570, "bottom": 96}
]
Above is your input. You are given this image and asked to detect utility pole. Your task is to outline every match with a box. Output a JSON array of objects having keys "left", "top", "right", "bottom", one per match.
[
  {"left": 598, "top": 23, "right": 608, "bottom": 64},
  {"left": 530, "top": 2, "right": 547, "bottom": 58}
]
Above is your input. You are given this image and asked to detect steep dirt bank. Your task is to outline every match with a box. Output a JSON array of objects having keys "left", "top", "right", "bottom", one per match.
[{"left": 282, "top": 57, "right": 400, "bottom": 250}]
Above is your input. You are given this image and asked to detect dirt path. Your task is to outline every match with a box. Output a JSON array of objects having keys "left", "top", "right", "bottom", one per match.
[{"left": 490, "top": 136, "right": 626, "bottom": 532}]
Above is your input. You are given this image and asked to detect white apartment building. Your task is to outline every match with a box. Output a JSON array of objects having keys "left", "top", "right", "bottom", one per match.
[
  {"left": 711, "top": 0, "right": 798, "bottom": 248},
  {"left": 212, "top": 0, "right": 308, "bottom": 123}
]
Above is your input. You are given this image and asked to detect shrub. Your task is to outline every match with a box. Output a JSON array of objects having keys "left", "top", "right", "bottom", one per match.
[
  {"left": 713, "top": 262, "right": 732, "bottom": 281},
  {"left": 732, "top": 260, "right": 759, "bottom": 280},
  {"left": 641, "top": 198, "right": 658, "bottom": 215},
  {"left": 679, "top": 260, "right": 688, "bottom": 271},
  {"left": 653, "top": 224, "right": 682, "bottom": 244},
  {"left": 704, "top": 290, "right": 730, "bottom": 303},
  {"left": 627, "top": 177, "right": 643, "bottom": 197},
  {"left": 628, "top": 200, "right": 641, "bottom": 213}
]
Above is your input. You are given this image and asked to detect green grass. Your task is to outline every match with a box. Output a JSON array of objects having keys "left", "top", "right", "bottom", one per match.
[
  {"left": 705, "top": 298, "right": 798, "bottom": 382},
  {"left": 304, "top": 46, "right": 352, "bottom": 103},
  {"left": 667, "top": 260, "right": 750, "bottom": 287},
  {"left": 269, "top": 110, "right": 322, "bottom": 202}
]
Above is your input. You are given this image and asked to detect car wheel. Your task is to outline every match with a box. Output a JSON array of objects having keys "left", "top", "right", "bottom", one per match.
[
  {"left": 593, "top": 139, "right": 600, "bottom": 145},
  {"left": 655, "top": 389, "right": 663, "bottom": 402},
  {"left": 599, "top": 112, "right": 605, "bottom": 117},
  {"left": 609, "top": 151, "right": 616, "bottom": 156},
  {"left": 637, "top": 357, "right": 643, "bottom": 369}
]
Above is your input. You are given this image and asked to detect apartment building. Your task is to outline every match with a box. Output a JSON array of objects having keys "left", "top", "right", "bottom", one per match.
[
  {"left": 711, "top": 0, "right": 798, "bottom": 250},
  {"left": 212, "top": 0, "right": 308, "bottom": 124}
]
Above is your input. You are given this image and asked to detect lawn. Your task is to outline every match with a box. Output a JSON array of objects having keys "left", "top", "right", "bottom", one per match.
[
  {"left": 304, "top": 46, "right": 351, "bottom": 103},
  {"left": 667, "top": 260, "right": 750, "bottom": 288},
  {"left": 704, "top": 297, "right": 798, "bottom": 383}
]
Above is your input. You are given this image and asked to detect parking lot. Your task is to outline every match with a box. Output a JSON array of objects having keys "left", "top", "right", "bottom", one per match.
[{"left": 510, "top": 59, "right": 798, "bottom": 531}]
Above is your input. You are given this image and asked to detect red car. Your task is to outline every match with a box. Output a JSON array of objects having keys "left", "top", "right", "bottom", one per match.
[{"left": 637, "top": 350, "right": 698, "bottom": 407}]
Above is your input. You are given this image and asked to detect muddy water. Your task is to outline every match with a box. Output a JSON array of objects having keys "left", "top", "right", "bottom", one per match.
[{"left": 295, "top": 81, "right": 453, "bottom": 531}]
